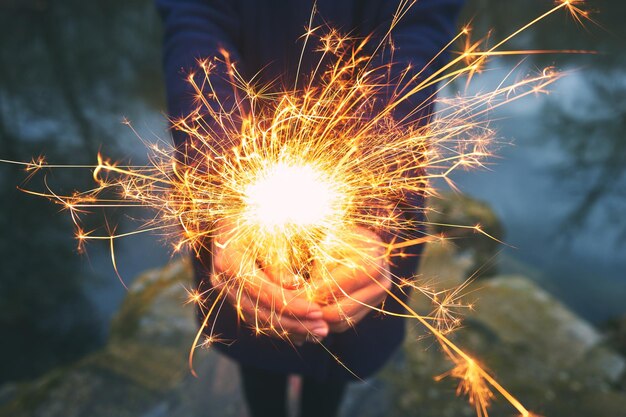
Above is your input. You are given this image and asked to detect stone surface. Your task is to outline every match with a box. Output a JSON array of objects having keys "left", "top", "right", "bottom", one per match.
[
  {"left": 385, "top": 275, "right": 626, "bottom": 417},
  {"left": 1, "top": 195, "right": 625, "bottom": 417},
  {"left": 0, "top": 260, "right": 247, "bottom": 417},
  {"left": 425, "top": 193, "right": 504, "bottom": 278}
]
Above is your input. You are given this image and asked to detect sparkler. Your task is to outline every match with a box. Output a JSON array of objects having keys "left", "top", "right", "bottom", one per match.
[{"left": 1, "top": 1, "right": 593, "bottom": 416}]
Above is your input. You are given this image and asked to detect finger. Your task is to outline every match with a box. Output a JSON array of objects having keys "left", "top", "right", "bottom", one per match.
[
  {"left": 325, "top": 307, "right": 372, "bottom": 333},
  {"left": 252, "top": 274, "right": 324, "bottom": 320},
  {"left": 322, "top": 260, "right": 390, "bottom": 303},
  {"left": 323, "top": 264, "right": 369, "bottom": 297},
  {"left": 339, "top": 281, "right": 389, "bottom": 315},
  {"left": 321, "top": 278, "right": 390, "bottom": 328},
  {"left": 215, "top": 239, "right": 325, "bottom": 320},
  {"left": 314, "top": 240, "right": 389, "bottom": 300},
  {"left": 229, "top": 280, "right": 329, "bottom": 338},
  {"left": 212, "top": 231, "right": 327, "bottom": 329},
  {"left": 262, "top": 261, "right": 302, "bottom": 289},
  {"left": 217, "top": 255, "right": 327, "bottom": 336},
  {"left": 213, "top": 238, "right": 257, "bottom": 278}
]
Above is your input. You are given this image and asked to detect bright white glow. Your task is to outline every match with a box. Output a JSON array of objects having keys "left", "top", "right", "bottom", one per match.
[{"left": 243, "top": 162, "right": 340, "bottom": 230}]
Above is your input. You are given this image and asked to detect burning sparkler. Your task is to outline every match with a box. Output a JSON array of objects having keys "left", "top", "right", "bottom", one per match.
[{"left": 1, "top": 1, "right": 594, "bottom": 416}]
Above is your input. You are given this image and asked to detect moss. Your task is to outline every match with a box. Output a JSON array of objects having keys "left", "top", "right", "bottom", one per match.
[
  {"left": 383, "top": 275, "right": 626, "bottom": 417},
  {"left": 426, "top": 193, "right": 504, "bottom": 278},
  {"left": 0, "top": 366, "right": 73, "bottom": 417},
  {"left": 110, "top": 260, "right": 193, "bottom": 342},
  {"left": 4, "top": 251, "right": 626, "bottom": 417},
  {"left": 0, "top": 260, "right": 195, "bottom": 417},
  {"left": 87, "top": 342, "right": 187, "bottom": 391}
]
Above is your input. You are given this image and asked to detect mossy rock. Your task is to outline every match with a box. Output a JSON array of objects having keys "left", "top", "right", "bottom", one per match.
[
  {"left": 0, "top": 259, "right": 203, "bottom": 417},
  {"left": 384, "top": 275, "right": 626, "bottom": 417},
  {"left": 425, "top": 193, "right": 504, "bottom": 278},
  {"left": 4, "top": 245, "right": 626, "bottom": 417},
  {"left": 110, "top": 260, "right": 196, "bottom": 346}
]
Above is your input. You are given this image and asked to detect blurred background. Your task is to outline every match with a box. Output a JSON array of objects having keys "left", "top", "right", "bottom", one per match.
[{"left": 0, "top": 0, "right": 624, "bottom": 416}]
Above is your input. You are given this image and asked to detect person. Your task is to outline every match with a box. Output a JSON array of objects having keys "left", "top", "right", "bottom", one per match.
[{"left": 155, "top": 1, "right": 464, "bottom": 416}]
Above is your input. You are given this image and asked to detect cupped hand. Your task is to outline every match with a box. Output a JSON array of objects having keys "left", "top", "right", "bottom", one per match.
[
  {"left": 315, "top": 226, "right": 392, "bottom": 333},
  {"left": 211, "top": 227, "right": 328, "bottom": 345}
]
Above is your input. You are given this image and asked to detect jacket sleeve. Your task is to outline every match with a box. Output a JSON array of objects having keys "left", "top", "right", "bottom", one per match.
[
  {"left": 381, "top": 0, "right": 464, "bottom": 118},
  {"left": 155, "top": 0, "right": 243, "bottom": 148},
  {"left": 376, "top": 0, "right": 465, "bottom": 279}
]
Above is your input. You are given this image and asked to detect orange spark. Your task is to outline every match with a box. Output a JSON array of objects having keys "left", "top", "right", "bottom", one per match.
[{"left": 0, "top": 2, "right": 596, "bottom": 416}]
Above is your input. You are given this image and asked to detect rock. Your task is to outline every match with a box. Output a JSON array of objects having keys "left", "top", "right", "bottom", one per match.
[
  {"left": 604, "top": 314, "right": 626, "bottom": 357},
  {"left": 0, "top": 259, "right": 246, "bottom": 417},
  {"left": 385, "top": 275, "right": 626, "bottom": 417},
  {"left": 411, "top": 193, "right": 505, "bottom": 313},
  {"left": 417, "top": 238, "right": 475, "bottom": 288},
  {"left": 2, "top": 195, "right": 625, "bottom": 417},
  {"left": 603, "top": 314, "right": 626, "bottom": 390},
  {"left": 425, "top": 193, "right": 504, "bottom": 278}
]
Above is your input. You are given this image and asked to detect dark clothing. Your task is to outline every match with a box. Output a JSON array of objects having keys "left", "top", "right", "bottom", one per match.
[
  {"left": 239, "top": 365, "right": 289, "bottom": 417},
  {"left": 240, "top": 364, "right": 346, "bottom": 417},
  {"left": 156, "top": 0, "right": 464, "bottom": 381}
]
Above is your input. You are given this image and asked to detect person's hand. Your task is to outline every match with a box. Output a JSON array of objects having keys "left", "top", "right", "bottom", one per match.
[
  {"left": 211, "top": 227, "right": 329, "bottom": 345},
  {"left": 316, "top": 227, "right": 392, "bottom": 333}
]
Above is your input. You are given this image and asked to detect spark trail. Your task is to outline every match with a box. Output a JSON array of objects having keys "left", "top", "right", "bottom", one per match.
[{"left": 2, "top": 2, "right": 593, "bottom": 416}]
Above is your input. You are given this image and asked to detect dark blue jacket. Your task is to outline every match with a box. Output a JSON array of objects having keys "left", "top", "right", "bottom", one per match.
[{"left": 156, "top": 0, "right": 464, "bottom": 381}]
